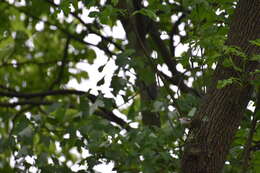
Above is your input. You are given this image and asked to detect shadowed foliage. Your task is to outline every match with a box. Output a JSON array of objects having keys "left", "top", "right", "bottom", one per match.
[{"left": 0, "top": 0, "right": 259, "bottom": 173}]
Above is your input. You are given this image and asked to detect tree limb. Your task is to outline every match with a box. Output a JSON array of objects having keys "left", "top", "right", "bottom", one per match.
[
  {"left": 0, "top": 89, "right": 93, "bottom": 99},
  {"left": 149, "top": 22, "right": 201, "bottom": 97},
  {"left": 160, "top": 71, "right": 202, "bottom": 97},
  {"left": 241, "top": 89, "right": 260, "bottom": 172},
  {"left": 49, "top": 37, "right": 70, "bottom": 89},
  {"left": 0, "top": 100, "right": 52, "bottom": 107},
  {"left": 169, "top": 13, "right": 186, "bottom": 57},
  {"left": 44, "top": 0, "right": 124, "bottom": 51}
]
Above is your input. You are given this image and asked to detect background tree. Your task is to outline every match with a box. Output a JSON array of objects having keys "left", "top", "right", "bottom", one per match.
[{"left": 0, "top": 0, "right": 259, "bottom": 173}]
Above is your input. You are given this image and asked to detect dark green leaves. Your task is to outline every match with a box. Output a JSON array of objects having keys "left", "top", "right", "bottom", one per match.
[{"left": 133, "top": 8, "right": 157, "bottom": 21}]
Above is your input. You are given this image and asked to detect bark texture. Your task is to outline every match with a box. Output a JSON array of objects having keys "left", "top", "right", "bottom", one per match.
[{"left": 181, "top": 0, "right": 260, "bottom": 173}]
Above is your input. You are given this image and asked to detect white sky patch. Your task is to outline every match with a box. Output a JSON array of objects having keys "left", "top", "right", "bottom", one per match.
[
  {"left": 80, "top": 7, "right": 99, "bottom": 23},
  {"left": 71, "top": 164, "right": 87, "bottom": 172},
  {"left": 57, "top": 11, "right": 65, "bottom": 23},
  {"left": 247, "top": 100, "right": 256, "bottom": 112},
  {"left": 81, "top": 147, "right": 91, "bottom": 158},
  {"left": 113, "top": 109, "right": 128, "bottom": 122},
  {"left": 102, "top": 21, "right": 126, "bottom": 40},
  {"left": 84, "top": 34, "right": 102, "bottom": 45},
  {"left": 160, "top": 31, "right": 169, "bottom": 40},
  {"left": 176, "top": 63, "right": 185, "bottom": 73},
  {"left": 102, "top": 25, "right": 113, "bottom": 37},
  {"left": 186, "top": 77, "right": 194, "bottom": 87},
  {"left": 65, "top": 14, "right": 74, "bottom": 23},
  {"left": 94, "top": 162, "right": 116, "bottom": 173},
  {"left": 157, "top": 64, "right": 172, "bottom": 77},
  {"left": 67, "top": 47, "right": 117, "bottom": 97},
  {"left": 54, "top": 0, "right": 60, "bottom": 4},
  {"left": 173, "top": 35, "right": 180, "bottom": 46},
  {"left": 171, "top": 14, "right": 179, "bottom": 23},
  {"left": 179, "top": 23, "right": 186, "bottom": 36},
  {"left": 112, "top": 21, "right": 126, "bottom": 39},
  {"left": 151, "top": 51, "right": 158, "bottom": 59},
  {"left": 35, "top": 21, "right": 44, "bottom": 31},
  {"left": 175, "top": 43, "right": 189, "bottom": 57},
  {"left": 13, "top": 0, "right": 25, "bottom": 6}
]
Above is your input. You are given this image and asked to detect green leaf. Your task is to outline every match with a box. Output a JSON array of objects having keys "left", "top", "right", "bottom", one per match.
[
  {"left": 217, "top": 77, "right": 241, "bottom": 89},
  {"left": 97, "top": 76, "right": 105, "bottom": 86},
  {"left": 60, "top": 0, "right": 71, "bottom": 16},
  {"left": 153, "top": 101, "right": 164, "bottom": 112},
  {"left": 18, "top": 126, "right": 33, "bottom": 139},
  {"left": 12, "top": 116, "right": 30, "bottom": 134},
  {"left": 188, "top": 107, "right": 197, "bottom": 117},
  {"left": 87, "top": 49, "right": 96, "bottom": 64},
  {"left": 112, "top": 0, "right": 119, "bottom": 6},
  {"left": 98, "top": 64, "right": 106, "bottom": 72},
  {"left": 17, "top": 146, "right": 29, "bottom": 158},
  {"left": 72, "top": 0, "right": 78, "bottom": 11},
  {"left": 37, "top": 153, "right": 48, "bottom": 167},
  {"left": 47, "top": 102, "right": 63, "bottom": 113},
  {"left": 133, "top": 9, "right": 157, "bottom": 21},
  {"left": 116, "top": 49, "right": 135, "bottom": 67},
  {"left": 88, "top": 11, "right": 100, "bottom": 18},
  {"left": 251, "top": 54, "right": 260, "bottom": 61},
  {"left": 111, "top": 76, "right": 126, "bottom": 95},
  {"left": 249, "top": 39, "right": 260, "bottom": 46},
  {"left": 79, "top": 96, "right": 90, "bottom": 117}
]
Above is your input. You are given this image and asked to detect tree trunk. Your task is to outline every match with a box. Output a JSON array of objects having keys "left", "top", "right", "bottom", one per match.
[
  {"left": 180, "top": 0, "right": 260, "bottom": 173},
  {"left": 118, "top": 0, "right": 161, "bottom": 127}
]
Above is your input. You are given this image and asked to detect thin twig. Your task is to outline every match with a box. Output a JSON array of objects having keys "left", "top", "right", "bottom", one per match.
[
  {"left": 44, "top": 0, "right": 124, "bottom": 51},
  {"left": 3, "top": 1, "right": 97, "bottom": 48}
]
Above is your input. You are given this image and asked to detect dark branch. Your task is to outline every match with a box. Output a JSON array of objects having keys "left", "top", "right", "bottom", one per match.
[
  {"left": 45, "top": 0, "right": 124, "bottom": 51},
  {"left": 160, "top": 72, "right": 202, "bottom": 97},
  {"left": 0, "top": 84, "right": 17, "bottom": 92},
  {"left": 0, "top": 89, "right": 93, "bottom": 99},
  {"left": 242, "top": 90, "right": 260, "bottom": 172},
  {"left": 98, "top": 108, "right": 131, "bottom": 131},
  {"left": 149, "top": 22, "right": 178, "bottom": 72},
  {"left": 0, "top": 99, "right": 130, "bottom": 130},
  {"left": 0, "top": 88, "right": 130, "bottom": 129},
  {"left": 169, "top": 13, "right": 186, "bottom": 57},
  {"left": 49, "top": 37, "right": 70, "bottom": 89},
  {"left": 0, "top": 59, "right": 84, "bottom": 68},
  {"left": 0, "top": 101, "right": 52, "bottom": 107},
  {"left": 4, "top": 1, "right": 99, "bottom": 48},
  {"left": 148, "top": 22, "right": 201, "bottom": 97}
]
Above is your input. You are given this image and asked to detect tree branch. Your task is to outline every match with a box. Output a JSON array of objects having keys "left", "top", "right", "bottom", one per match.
[
  {"left": 160, "top": 71, "right": 202, "bottom": 97},
  {"left": 45, "top": 0, "right": 124, "bottom": 51},
  {"left": 0, "top": 89, "right": 91, "bottom": 99},
  {"left": 3, "top": 1, "right": 100, "bottom": 49},
  {"left": 148, "top": 22, "right": 201, "bottom": 97},
  {"left": 241, "top": 90, "right": 260, "bottom": 172},
  {"left": 0, "top": 101, "right": 52, "bottom": 107},
  {"left": 169, "top": 13, "right": 186, "bottom": 57},
  {"left": 0, "top": 89, "right": 130, "bottom": 129},
  {"left": 98, "top": 108, "right": 131, "bottom": 131},
  {"left": 49, "top": 37, "right": 70, "bottom": 89}
]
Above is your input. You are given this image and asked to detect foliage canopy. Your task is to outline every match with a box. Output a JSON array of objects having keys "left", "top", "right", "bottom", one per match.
[{"left": 0, "top": 0, "right": 259, "bottom": 173}]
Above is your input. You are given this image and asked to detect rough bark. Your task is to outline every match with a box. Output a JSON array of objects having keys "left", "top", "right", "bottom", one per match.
[{"left": 180, "top": 0, "right": 260, "bottom": 173}]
